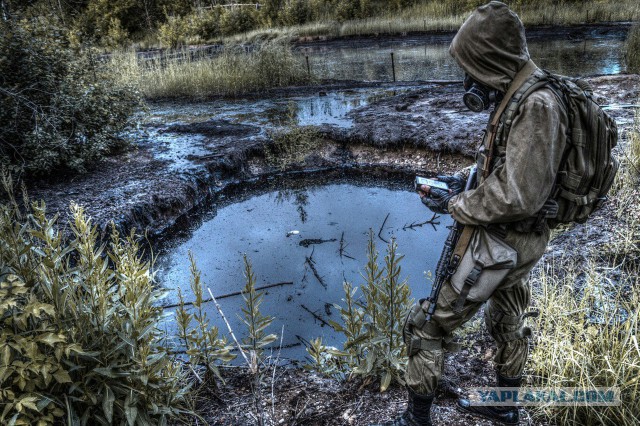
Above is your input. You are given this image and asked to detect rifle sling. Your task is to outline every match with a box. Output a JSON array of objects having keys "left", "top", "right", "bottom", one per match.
[{"left": 482, "top": 60, "right": 538, "bottom": 181}]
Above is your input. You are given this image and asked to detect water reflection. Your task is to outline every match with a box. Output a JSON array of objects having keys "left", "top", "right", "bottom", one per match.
[
  {"left": 298, "top": 28, "right": 627, "bottom": 81},
  {"left": 157, "top": 179, "right": 453, "bottom": 359}
]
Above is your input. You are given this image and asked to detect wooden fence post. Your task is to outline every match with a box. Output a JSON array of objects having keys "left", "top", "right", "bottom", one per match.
[
  {"left": 306, "top": 55, "right": 311, "bottom": 79},
  {"left": 391, "top": 52, "right": 396, "bottom": 82}
]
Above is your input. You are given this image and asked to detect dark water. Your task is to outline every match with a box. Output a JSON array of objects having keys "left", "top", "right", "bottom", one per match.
[
  {"left": 157, "top": 176, "right": 452, "bottom": 359},
  {"left": 297, "top": 27, "right": 628, "bottom": 81}
]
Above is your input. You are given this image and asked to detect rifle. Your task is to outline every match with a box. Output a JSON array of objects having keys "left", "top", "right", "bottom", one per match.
[{"left": 424, "top": 166, "right": 477, "bottom": 321}]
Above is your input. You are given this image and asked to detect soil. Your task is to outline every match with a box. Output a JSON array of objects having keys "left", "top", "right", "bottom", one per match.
[{"left": 26, "top": 72, "right": 639, "bottom": 426}]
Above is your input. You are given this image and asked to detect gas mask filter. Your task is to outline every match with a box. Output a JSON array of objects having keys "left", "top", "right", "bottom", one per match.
[{"left": 463, "top": 74, "right": 504, "bottom": 112}]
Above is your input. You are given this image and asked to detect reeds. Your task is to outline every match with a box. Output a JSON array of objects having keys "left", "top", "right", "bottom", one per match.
[{"left": 110, "top": 41, "right": 311, "bottom": 99}]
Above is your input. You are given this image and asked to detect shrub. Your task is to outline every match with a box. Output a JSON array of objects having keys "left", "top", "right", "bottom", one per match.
[
  {"left": 0, "top": 18, "right": 141, "bottom": 176},
  {"left": 157, "top": 15, "right": 188, "bottom": 48},
  {"left": 0, "top": 175, "right": 192, "bottom": 425},
  {"left": 308, "top": 233, "right": 412, "bottom": 391},
  {"left": 220, "top": 7, "right": 258, "bottom": 37},
  {"left": 281, "top": 0, "right": 312, "bottom": 26}
]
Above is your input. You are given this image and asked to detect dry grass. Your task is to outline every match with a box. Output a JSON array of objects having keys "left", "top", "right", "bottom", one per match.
[
  {"left": 625, "top": 23, "right": 640, "bottom": 74},
  {"left": 109, "top": 41, "right": 312, "bottom": 99},
  {"left": 528, "top": 106, "right": 640, "bottom": 425},
  {"left": 223, "top": 0, "right": 640, "bottom": 44}
]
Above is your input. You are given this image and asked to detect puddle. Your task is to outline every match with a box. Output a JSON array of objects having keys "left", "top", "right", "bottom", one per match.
[
  {"left": 145, "top": 86, "right": 407, "bottom": 130},
  {"left": 157, "top": 174, "right": 453, "bottom": 359},
  {"left": 297, "top": 28, "right": 628, "bottom": 81}
]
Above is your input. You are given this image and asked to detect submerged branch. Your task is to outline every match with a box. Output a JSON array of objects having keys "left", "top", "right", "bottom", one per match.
[{"left": 162, "top": 281, "right": 294, "bottom": 309}]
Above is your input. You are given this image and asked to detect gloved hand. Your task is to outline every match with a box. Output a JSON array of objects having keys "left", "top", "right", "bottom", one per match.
[
  {"left": 420, "top": 187, "right": 456, "bottom": 214},
  {"left": 437, "top": 175, "right": 465, "bottom": 195},
  {"left": 419, "top": 175, "right": 465, "bottom": 214}
]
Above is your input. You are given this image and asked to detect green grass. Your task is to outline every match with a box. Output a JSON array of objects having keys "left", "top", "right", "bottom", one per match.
[{"left": 109, "top": 41, "right": 312, "bottom": 99}]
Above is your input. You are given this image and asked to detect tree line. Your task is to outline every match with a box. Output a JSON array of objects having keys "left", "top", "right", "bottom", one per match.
[{"left": 1, "top": 0, "right": 587, "bottom": 47}]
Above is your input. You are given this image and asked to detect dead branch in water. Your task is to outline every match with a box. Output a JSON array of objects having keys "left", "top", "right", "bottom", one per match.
[
  {"left": 305, "top": 248, "right": 326, "bottom": 288},
  {"left": 378, "top": 213, "right": 390, "bottom": 243},
  {"left": 162, "top": 281, "right": 294, "bottom": 309},
  {"left": 402, "top": 213, "right": 440, "bottom": 231},
  {"left": 338, "top": 231, "right": 356, "bottom": 261},
  {"left": 300, "top": 304, "right": 331, "bottom": 327}
]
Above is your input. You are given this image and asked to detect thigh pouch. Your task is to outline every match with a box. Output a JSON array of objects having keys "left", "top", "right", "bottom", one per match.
[{"left": 450, "top": 227, "right": 518, "bottom": 313}]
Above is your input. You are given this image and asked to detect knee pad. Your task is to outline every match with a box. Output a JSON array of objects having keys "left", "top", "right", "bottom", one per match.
[{"left": 485, "top": 305, "right": 539, "bottom": 344}]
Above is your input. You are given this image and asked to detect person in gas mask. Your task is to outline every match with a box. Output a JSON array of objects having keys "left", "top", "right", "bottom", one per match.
[{"left": 372, "top": 2, "right": 569, "bottom": 425}]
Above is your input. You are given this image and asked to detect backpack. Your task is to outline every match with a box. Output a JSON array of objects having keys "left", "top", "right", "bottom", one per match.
[{"left": 498, "top": 69, "right": 619, "bottom": 228}]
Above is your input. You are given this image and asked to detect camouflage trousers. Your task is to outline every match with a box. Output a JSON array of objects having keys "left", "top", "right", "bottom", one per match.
[{"left": 404, "top": 226, "right": 550, "bottom": 395}]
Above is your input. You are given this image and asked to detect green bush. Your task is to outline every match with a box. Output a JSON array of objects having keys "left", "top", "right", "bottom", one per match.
[
  {"left": 158, "top": 10, "right": 223, "bottom": 47},
  {"left": 308, "top": 233, "right": 412, "bottom": 391},
  {"left": 220, "top": 7, "right": 258, "bottom": 37},
  {"left": 158, "top": 15, "right": 188, "bottom": 48},
  {"left": 0, "top": 175, "right": 192, "bottom": 425},
  {"left": 281, "top": 0, "right": 312, "bottom": 26},
  {"left": 0, "top": 18, "right": 141, "bottom": 176}
]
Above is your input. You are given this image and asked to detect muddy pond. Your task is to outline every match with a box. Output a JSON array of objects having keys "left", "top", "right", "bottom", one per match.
[
  {"left": 158, "top": 173, "right": 452, "bottom": 359},
  {"left": 153, "top": 26, "right": 630, "bottom": 360}
]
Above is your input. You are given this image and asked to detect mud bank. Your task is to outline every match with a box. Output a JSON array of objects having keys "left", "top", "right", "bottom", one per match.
[{"left": 29, "top": 74, "right": 639, "bottom": 241}]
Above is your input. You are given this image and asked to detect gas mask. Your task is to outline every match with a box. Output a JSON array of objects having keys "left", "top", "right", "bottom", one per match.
[{"left": 463, "top": 74, "right": 504, "bottom": 112}]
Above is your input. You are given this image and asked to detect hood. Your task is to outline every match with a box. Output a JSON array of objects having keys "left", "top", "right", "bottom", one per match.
[{"left": 449, "top": 1, "right": 530, "bottom": 93}]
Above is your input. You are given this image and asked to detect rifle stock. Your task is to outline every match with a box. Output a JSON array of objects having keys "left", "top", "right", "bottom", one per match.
[{"left": 424, "top": 166, "right": 477, "bottom": 321}]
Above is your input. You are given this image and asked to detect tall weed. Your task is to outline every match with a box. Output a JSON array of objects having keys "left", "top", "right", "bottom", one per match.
[
  {"left": 0, "top": 174, "right": 192, "bottom": 425},
  {"left": 308, "top": 232, "right": 412, "bottom": 391}
]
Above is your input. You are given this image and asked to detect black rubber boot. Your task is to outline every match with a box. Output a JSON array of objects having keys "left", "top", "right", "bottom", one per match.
[
  {"left": 456, "top": 373, "right": 521, "bottom": 425},
  {"left": 370, "top": 387, "right": 434, "bottom": 426}
]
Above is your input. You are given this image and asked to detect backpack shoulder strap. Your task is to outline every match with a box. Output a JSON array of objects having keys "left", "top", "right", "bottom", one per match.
[{"left": 481, "top": 60, "right": 539, "bottom": 180}]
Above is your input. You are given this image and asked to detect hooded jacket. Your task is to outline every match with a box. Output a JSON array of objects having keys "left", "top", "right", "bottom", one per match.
[{"left": 447, "top": 1, "right": 568, "bottom": 226}]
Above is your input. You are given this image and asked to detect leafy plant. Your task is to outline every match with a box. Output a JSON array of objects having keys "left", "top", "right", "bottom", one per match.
[
  {"left": 309, "top": 232, "right": 412, "bottom": 391},
  {"left": 239, "top": 254, "right": 277, "bottom": 359},
  {"left": 174, "top": 253, "right": 235, "bottom": 387},
  {"left": 238, "top": 255, "right": 277, "bottom": 426},
  {"left": 0, "top": 174, "right": 192, "bottom": 425}
]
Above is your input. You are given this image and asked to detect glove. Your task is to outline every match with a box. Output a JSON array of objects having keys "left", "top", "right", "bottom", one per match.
[
  {"left": 437, "top": 175, "right": 465, "bottom": 195},
  {"left": 421, "top": 187, "right": 456, "bottom": 214},
  {"left": 419, "top": 175, "right": 465, "bottom": 214}
]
